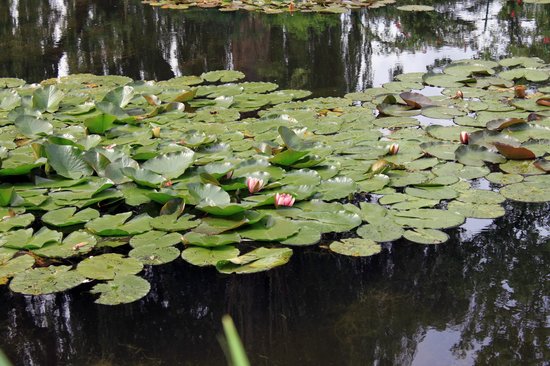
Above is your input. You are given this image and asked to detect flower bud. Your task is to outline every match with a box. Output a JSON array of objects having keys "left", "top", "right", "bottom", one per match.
[
  {"left": 152, "top": 127, "right": 161, "bottom": 138},
  {"left": 453, "top": 90, "right": 464, "bottom": 99},
  {"left": 460, "top": 131, "right": 469, "bottom": 144},
  {"left": 246, "top": 177, "right": 265, "bottom": 194},
  {"left": 388, "top": 143, "right": 399, "bottom": 155}
]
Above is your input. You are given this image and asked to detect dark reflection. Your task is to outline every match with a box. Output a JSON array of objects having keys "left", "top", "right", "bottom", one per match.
[
  {"left": 0, "top": 202, "right": 548, "bottom": 365},
  {"left": 0, "top": 0, "right": 549, "bottom": 96}
]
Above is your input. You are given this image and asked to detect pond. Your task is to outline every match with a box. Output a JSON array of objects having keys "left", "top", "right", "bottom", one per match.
[{"left": 0, "top": 0, "right": 549, "bottom": 365}]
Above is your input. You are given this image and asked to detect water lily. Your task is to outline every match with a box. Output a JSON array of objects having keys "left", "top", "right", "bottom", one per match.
[
  {"left": 388, "top": 143, "right": 399, "bottom": 155},
  {"left": 274, "top": 193, "right": 295, "bottom": 207},
  {"left": 460, "top": 131, "right": 469, "bottom": 144},
  {"left": 246, "top": 177, "right": 265, "bottom": 194}
]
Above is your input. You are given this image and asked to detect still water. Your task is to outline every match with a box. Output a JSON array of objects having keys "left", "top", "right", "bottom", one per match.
[{"left": 0, "top": 0, "right": 549, "bottom": 365}]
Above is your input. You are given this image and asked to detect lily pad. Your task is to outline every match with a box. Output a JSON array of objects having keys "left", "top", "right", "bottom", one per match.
[
  {"left": 403, "top": 229, "right": 449, "bottom": 244},
  {"left": 77, "top": 253, "right": 143, "bottom": 280},
  {"left": 0, "top": 254, "right": 35, "bottom": 279},
  {"left": 216, "top": 247, "right": 292, "bottom": 274},
  {"left": 41, "top": 207, "right": 100, "bottom": 227},
  {"left": 10, "top": 265, "right": 86, "bottom": 295},
  {"left": 329, "top": 238, "right": 382, "bottom": 257},
  {"left": 181, "top": 245, "right": 239, "bottom": 267},
  {"left": 90, "top": 275, "right": 151, "bottom": 305}
]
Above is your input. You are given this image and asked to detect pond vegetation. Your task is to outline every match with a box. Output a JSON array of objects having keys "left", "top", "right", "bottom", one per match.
[{"left": 0, "top": 57, "right": 549, "bottom": 305}]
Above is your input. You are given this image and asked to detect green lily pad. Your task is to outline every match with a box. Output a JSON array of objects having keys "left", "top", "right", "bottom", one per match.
[
  {"left": 182, "top": 232, "right": 241, "bottom": 247},
  {"left": 44, "top": 143, "right": 93, "bottom": 179},
  {"left": 329, "top": 238, "right": 382, "bottom": 257},
  {"left": 149, "top": 213, "right": 199, "bottom": 232},
  {"left": 10, "top": 265, "right": 86, "bottom": 295},
  {"left": 356, "top": 220, "right": 404, "bottom": 242},
  {"left": 279, "top": 227, "right": 322, "bottom": 246},
  {"left": 0, "top": 213, "right": 34, "bottom": 233},
  {"left": 181, "top": 245, "right": 239, "bottom": 267},
  {"left": 486, "top": 172, "right": 524, "bottom": 185},
  {"left": 403, "top": 229, "right": 449, "bottom": 244},
  {"left": 129, "top": 230, "right": 182, "bottom": 248},
  {"left": 0, "top": 254, "right": 35, "bottom": 279},
  {"left": 216, "top": 247, "right": 292, "bottom": 274},
  {"left": 392, "top": 209, "right": 465, "bottom": 229},
  {"left": 77, "top": 253, "right": 143, "bottom": 280},
  {"left": 447, "top": 201, "right": 505, "bottom": 219},
  {"left": 141, "top": 149, "right": 195, "bottom": 179},
  {"left": 41, "top": 207, "right": 100, "bottom": 227},
  {"left": 455, "top": 144, "right": 506, "bottom": 166},
  {"left": 33, "top": 230, "right": 97, "bottom": 258},
  {"left": 129, "top": 245, "right": 181, "bottom": 265},
  {"left": 239, "top": 216, "right": 299, "bottom": 241},
  {"left": 86, "top": 212, "right": 152, "bottom": 236},
  {"left": 90, "top": 275, "right": 151, "bottom": 305},
  {"left": 500, "top": 181, "right": 550, "bottom": 202}
]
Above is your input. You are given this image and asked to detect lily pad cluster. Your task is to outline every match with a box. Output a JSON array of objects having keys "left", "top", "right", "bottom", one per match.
[
  {"left": 142, "top": 0, "right": 414, "bottom": 14},
  {"left": 0, "top": 57, "right": 549, "bottom": 304}
]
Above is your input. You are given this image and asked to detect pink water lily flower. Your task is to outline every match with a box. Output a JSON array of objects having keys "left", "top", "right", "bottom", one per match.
[
  {"left": 274, "top": 193, "right": 295, "bottom": 208},
  {"left": 460, "top": 131, "right": 469, "bottom": 145},
  {"left": 246, "top": 177, "right": 265, "bottom": 194}
]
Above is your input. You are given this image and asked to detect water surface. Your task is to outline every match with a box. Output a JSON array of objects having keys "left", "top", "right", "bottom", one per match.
[{"left": 0, "top": 1, "right": 549, "bottom": 365}]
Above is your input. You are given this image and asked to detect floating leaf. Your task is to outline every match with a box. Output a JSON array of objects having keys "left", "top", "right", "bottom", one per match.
[
  {"left": 90, "top": 275, "right": 150, "bottom": 305},
  {"left": 77, "top": 253, "right": 143, "bottom": 280},
  {"left": 403, "top": 229, "right": 449, "bottom": 244},
  {"left": 0, "top": 254, "right": 35, "bottom": 279},
  {"left": 129, "top": 245, "right": 180, "bottom": 265},
  {"left": 182, "top": 232, "right": 240, "bottom": 247},
  {"left": 500, "top": 181, "right": 550, "bottom": 202},
  {"left": 181, "top": 245, "right": 239, "bottom": 267},
  {"left": 34, "top": 230, "right": 97, "bottom": 258},
  {"left": 216, "top": 247, "right": 292, "bottom": 274},
  {"left": 41, "top": 207, "right": 100, "bottom": 227},
  {"left": 329, "top": 238, "right": 381, "bottom": 257},
  {"left": 10, "top": 265, "right": 86, "bottom": 295}
]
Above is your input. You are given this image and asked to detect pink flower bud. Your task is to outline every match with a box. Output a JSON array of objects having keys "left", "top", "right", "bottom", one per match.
[
  {"left": 246, "top": 177, "right": 265, "bottom": 194},
  {"left": 460, "top": 131, "right": 469, "bottom": 145},
  {"left": 274, "top": 193, "right": 295, "bottom": 208},
  {"left": 388, "top": 143, "right": 399, "bottom": 155}
]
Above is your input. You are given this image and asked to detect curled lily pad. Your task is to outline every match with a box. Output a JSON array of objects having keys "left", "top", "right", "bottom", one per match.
[
  {"left": 493, "top": 142, "right": 536, "bottom": 160},
  {"left": 329, "top": 238, "right": 381, "bottom": 257},
  {"left": 90, "top": 275, "right": 150, "bottom": 305},
  {"left": 10, "top": 265, "right": 86, "bottom": 295},
  {"left": 216, "top": 247, "right": 292, "bottom": 274},
  {"left": 77, "top": 253, "right": 143, "bottom": 280}
]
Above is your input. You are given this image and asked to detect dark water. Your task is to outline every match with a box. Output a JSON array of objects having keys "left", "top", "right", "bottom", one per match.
[{"left": 0, "top": 1, "right": 549, "bottom": 365}]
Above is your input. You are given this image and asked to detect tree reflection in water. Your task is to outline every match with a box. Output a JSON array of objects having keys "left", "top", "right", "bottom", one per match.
[
  {"left": 0, "top": 201, "right": 547, "bottom": 365},
  {"left": 0, "top": 0, "right": 548, "bottom": 94}
]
